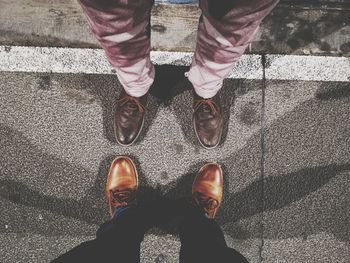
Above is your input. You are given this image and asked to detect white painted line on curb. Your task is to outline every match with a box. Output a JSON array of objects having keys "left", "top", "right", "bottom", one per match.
[
  {"left": 0, "top": 46, "right": 262, "bottom": 79},
  {"left": 151, "top": 50, "right": 263, "bottom": 80},
  {"left": 0, "top": 46, "right": 349, "bottom": 82},
  {"left": 0, "top": 46, "right": 113, "bottom": 75},
  {"left": 265, "top": 55, "right": 350, "bottom": 82}
]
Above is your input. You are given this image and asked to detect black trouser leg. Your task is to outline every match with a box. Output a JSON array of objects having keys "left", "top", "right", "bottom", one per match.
[
  {"left": 52, "top": 206, "right": 146, "bottom": 263},
  {"left": 52, "top": 197, "right": 180, "bottom": 263},
  {"left": 179, "top": 208, "right": 249, "bottom": 263}
]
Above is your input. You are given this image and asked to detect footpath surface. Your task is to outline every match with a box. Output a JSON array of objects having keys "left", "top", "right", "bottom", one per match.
[{"left": 0, "top": 46, "right": 349, "bottom": 262}]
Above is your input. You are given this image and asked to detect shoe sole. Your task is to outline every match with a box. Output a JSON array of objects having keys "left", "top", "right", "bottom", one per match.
[{"left": 106, "top": 156, "right": 139, "bottom": 218}]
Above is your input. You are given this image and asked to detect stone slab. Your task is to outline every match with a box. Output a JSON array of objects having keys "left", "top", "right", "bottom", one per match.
[
  {"left": 0, "top": 71, "right": 263, "bottom": 262},
  {"left": 262, "top": 79, "right": 350, "bottom": 262}
]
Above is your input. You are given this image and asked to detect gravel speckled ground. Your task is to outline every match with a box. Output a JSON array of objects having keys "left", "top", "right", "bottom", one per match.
[{"left": 0, "top": 69, "right": 349, "bottom": 262}]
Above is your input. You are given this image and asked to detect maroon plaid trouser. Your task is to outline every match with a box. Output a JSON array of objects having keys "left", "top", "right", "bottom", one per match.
[{"left": 79, "top": 0, "right": 279, "bottom": 98}]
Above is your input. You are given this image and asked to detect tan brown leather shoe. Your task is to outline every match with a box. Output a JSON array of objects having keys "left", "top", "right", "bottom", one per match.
[
  {"left": 193, "top": 92, "right": 223, "bottom": 149},
  {"left": 114, "top": 89, "right": 147, "bottom": 146},
  {"left": 106, "top": 156, "right": 138, "bottom": 218},
  {"left": 192, "top": 162, "right": 223, "bottom": 219}
]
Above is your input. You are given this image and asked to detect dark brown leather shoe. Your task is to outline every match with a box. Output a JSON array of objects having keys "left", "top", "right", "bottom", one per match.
[
  {"left": 114, "top": 89, "right": 147, "bottom": 146},
  {"left": 193, "top": 92, "right": 223, "bottom": 149},
  {"left": 192, "top": 162, "right": 223, "bottom": 219},
  {"left": 106, "top": 156, "right": 138, "bottom": 218}
]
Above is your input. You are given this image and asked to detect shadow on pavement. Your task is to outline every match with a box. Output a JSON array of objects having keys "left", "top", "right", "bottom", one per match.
[
  {"left": 81, "top": 67, "right": 239, "bottom": 148},
  {"left": 0, "top": 122, "right": 348, "bottom": 241},
  {"left": 1, "top": 78, "right": 349, "bottom": 244}
]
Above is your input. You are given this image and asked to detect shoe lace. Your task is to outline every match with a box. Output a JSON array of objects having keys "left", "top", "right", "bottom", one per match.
[
  {"left": 193, "top": 98, "right": 219, "bottom": 114},
  {"left": 110, "top": 188, "right": 136, "bottom": 207},
  {"left": 193, "top": 192, "right": 219, "bottom": 215},
  {"left": 118, "top": 96, "right": 145, "bottom": 113}
]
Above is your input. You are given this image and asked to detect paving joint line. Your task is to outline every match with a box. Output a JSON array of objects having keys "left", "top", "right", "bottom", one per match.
[{"left": 258, "top": 54, "right": 267, "bottom": 263}]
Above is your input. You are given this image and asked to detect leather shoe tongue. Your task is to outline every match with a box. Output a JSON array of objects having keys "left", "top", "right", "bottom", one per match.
[
  {"left": 202, "top": 104, "right": 211, "bottom": 112},
  {"left": 127, "top": 102, "right": 137, "bottom": 109}
]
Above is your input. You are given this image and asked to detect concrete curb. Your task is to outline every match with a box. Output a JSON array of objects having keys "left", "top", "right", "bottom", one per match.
[{"left": 0, "top": 46, "right": 349, "bottom": 82}]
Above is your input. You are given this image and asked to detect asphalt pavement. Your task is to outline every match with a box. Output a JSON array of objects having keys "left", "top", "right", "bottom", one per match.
[{"left": 0, "top": 64, "right": 349, "bottom": 262}]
